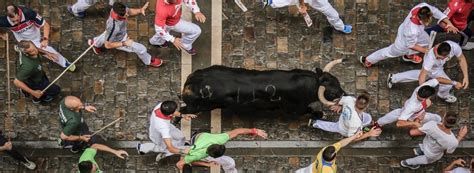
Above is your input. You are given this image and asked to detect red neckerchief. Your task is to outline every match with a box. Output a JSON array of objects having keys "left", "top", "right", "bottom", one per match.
[
  {"left": 110, "top": 10, "right": 127, "bottom": 21},
  {"left": 410, "top": 7, "right": 422, "bottom": 25},
  {"left": 154, "top": 109, "right": 172, "bottom": 120},
  {"left": 421, "top": 99, "right": 428, "bottom": 109}
]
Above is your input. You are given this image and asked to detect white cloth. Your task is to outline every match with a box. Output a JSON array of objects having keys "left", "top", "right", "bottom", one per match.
[
  {"left": 150, "top": 19, "right": 201, "bottom": 51},
  {"left": 71, "top": 0, "right": 116, "bottom": 13},
  {"left": 339, "top": 96, "right": 363, "bottom": 136},
  {"left": 295, "top": 162, "right": 314, "bottom": 173},
  {"left": 447, "top": 167, "right": 471, "bottom": 173},
  {"left": 391, "top": 69, "right": 452, "bottom": 98},
  {"left": 400, "top": 79, "right": 438, "bottom": 120},
  {"left": 31, "top": 39, "right": 69, "bottom": 68},
  {"left": 93, "top": 33, "right": 151, "bottom": 65},
  {"left": 138, "top": 103, "right": 186, "bottom": 156},
  {"left": 392, "top": 40, "right": 462, "bottom": 86},
  {"left": 423, "top": 41, "right": 462, "bottom": 73},
  {"left": 406, "top": 121, "right": 458, "bottom": 165},
  {"left": 376, "top": 109, "right": 442, "bottom": 126},
  {"left": 314, "top": 111, "right": 372, "bottom": 137},
  {"left": 204, "top": 156, "right": 238, "bottom": 173},
  {"left": 366, "top": 2, "right": 447, "bottom": 64},
  {"left": 270, "top": 0, "right": 345, "bottom": 31}
]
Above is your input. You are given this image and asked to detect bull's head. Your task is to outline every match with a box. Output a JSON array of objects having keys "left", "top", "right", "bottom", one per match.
[{"left": 317, "top": 59, "right": 346, "bottom": 107}]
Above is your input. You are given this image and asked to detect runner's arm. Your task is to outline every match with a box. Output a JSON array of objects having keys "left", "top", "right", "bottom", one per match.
[
  {"left": 90, "top": 143, "right": 128, "bottom": 159},
  {"left": 458, "top": 54, "right": 469, "bottom": 88},
  {"left": 396, "top": 120, "right": 420, "bottom": 128},
  {"left": 40, "top": 21, "right": 50, "bottom": 40},
  {"left": 226, "top": 128, "right": 267, "bottom": 139},
  {"left": 59, "top": 132, "right": 88, "bottom": 142},
  {"left": 339, "top": 131, "right": 362, "bottom": 147},
  {"left": 13, "top": 79, "right": 37, "bottom": 96},
  {"left": 418, "top": 68, "right": 429, "bottom": 85},
  {"left": 164, "top": 138, "right": 188, "bottom": 154}
]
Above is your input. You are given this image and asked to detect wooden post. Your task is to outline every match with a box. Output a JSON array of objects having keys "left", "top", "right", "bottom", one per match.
[
  {"left": 180, "top": 5, "right": 193, "bottom": 141},
  {"left": 210, "top": 0, "right": 223, "bottom": 172}
]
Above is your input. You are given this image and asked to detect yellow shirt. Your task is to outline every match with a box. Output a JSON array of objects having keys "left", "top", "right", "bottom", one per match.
[{"left": 312, "top": 142, "right": 341, "bottom": 173}]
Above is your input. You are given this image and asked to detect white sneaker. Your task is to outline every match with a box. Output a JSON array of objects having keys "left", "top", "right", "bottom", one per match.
[
  {"left": 21, "top": 158, "right": 36, "bottom": 170},
  {"left": 462, "top": 42, "right": 474, "bottom": 50},
  {"left": 441, "top": 94, "right": 457, "bottom": 103},
  {"left": 387, "top": 73, "right": 393, "bottom": 89},
  {"left": 155, "top": 153, "right": 166, "bottom": 162}
]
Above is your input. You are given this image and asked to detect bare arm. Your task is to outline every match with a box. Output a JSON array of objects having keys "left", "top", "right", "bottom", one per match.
[
  {"left": 457, "top": 126, "right": 468, "bottom": 142},
  {"left": 298, "top": 0, "right": 304, "bottom": 6},
  {"left": 164, "top": 138, "right": 187, "bottom": 154},
  {"left": 128, "top": 2, "right": 148, "bottom": 17},
  {"left": 0, "top": 142, "right": 12, "bottom": 152},
  {"left": 226, "top": 128, "right": 267, "bottom": 139},
  {"left": 13, "top": 79, "right": 36, "bottom": 95},
  {"left": 90, "top": 143, "right": 129, "bottom": 159},
  {"left": 339, "top": 131, "right": 362, "bottom": 147},
  {"left": 410, "top": 44, "right": 428, "bottom": 54},
  {"left": 418, "top": 68, "right": 429, "bottom": 85},
  {"left": 353, "top": 127, "right": 381, "bottom": 142},
  {"left": 458, "top": 54, "right": 469, "bottom": 89},
  {"left": 59, "top": 132, "right": 90, "bottom": 142},
  {"left": 441, "top": 18, "right": 459, "bottom": 33},
  {"left": 41, "top": 22, "right": 50, "bottom": 39},
  {"left": 104, "top": 39, "right": 133, "bottom": 49},
  {"left": 396, "top": 120, "right": 421, "bottom": 129},
  {"left": 444, "top": 159, "right": 466, "bottom": 172}
]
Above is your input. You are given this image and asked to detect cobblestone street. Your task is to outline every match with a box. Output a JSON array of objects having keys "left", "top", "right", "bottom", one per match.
[{"left": 0, "top": 0, "right": 473, "bottom": 172}]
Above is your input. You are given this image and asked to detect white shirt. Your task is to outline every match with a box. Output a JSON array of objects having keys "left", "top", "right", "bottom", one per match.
[
  {"left": 295, "top": 163, "right": 314, "bottom": 173},
  {"left": 419, "top": 121, "right": 458, "bottom": 158},
  {"left": 149, "top": 103, "right": 174, "bottom": 144},
  {"left": 423, "top": 41, "right": 463, "bottom": 74},
  {"left": 447, "top": 167, "right": 471, "bottom": 173},
  {"left": 394, "top": 3, "right": 447, "bottom": 50},
  {"left": 338, "top": 96, "right": 364, "bottom": 137},
  {"left": 399, "top": 79, "right": 439, "bottom": 121}
]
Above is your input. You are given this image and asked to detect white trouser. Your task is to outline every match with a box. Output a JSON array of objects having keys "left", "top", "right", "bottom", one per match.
[
  {"left": 313, "top": 114, "right": 372, "bottom": 137},
  {"left": 71, "top": 0, "right": 115, "bottom": 13},
  {"left": 138, "top": 126, "right": 186, "bottom": 157},
  {"left": 204, "top": 156, "right": 238, "bottom": 173},
  {"left": 391, "top": 69, "right": 453, "bottom": 98},
  {"left": 270, "top": 0, "right": 345, "bottom": 31},
  {"left": 366, "top": 33, "right": 429, "bottom": 64},
  {"left": 93, "top": 33, "right": 151, "bottom": 65},
  {"left": 376, "top": 109, "right": 442, "bottom": 126},
  {"left": 405, "top": 153, "right": 443, "bottom": 165},
  {"left": 31, "top": 39, "right": 69, "bottom": 68},
  {"left": 306, "top": 0, "right": 345, "bottom": 31},
  {"left": 149, "top": 19, "right": 202, "bottom": 51}
]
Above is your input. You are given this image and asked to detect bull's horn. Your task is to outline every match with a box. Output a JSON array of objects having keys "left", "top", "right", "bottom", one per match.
[
  {"left": 323, "top": 58, "right": 344, "bottom": 72},
  {"left": 318, "top": 86, "right": 336, "bottom": 107}
]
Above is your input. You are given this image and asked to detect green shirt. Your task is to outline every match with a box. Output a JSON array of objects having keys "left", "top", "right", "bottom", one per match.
[
  {"left": 78, "top": 148, "right": 102, "bottom": 173},
  {"left": 16, "top": 54, "right": 45, "bottom": 86},
  {"left": 184, "top": 133, "right": 230, "bottom": 164},
  {"left": 59, "top": 98, "right": 83, "bottom": 136}
]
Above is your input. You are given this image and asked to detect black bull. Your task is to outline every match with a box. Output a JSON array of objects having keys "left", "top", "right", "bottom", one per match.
[{"left": 180, "top": 59, "right": 346, "bottom": 116}]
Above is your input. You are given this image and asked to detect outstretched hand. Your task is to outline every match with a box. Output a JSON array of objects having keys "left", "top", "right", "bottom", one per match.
[
  {"left": 255, "top": 129, "right": 268, "bottom": 139},
  {"left": 115, "top": 150, "right": 129, "bottom": 159},
  {"left": 141, "top": 2, "right": 149, "bottom": 16}
]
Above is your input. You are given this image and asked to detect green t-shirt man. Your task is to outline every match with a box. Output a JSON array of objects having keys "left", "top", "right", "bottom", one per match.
[
  {"left": 16, "top": 53, "right": 45, "bottom": 86},
  {"left": 59, "top": 98, "right": 83, "bottom": 136},
  {"left": 78, "top": 148, "right": 102, "bottom": 173},
  {"left": 184, "top": 133, "right": 230, "bottom": 164}
]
